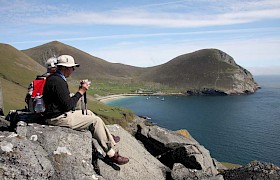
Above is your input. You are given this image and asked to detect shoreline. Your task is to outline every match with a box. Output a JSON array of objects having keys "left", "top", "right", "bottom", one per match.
[
  {"left": 96, "top": 94, "right": 137, "bottom": 103},
  {"left": 96, "top": 93, "right": 185, "bottom": 103}
]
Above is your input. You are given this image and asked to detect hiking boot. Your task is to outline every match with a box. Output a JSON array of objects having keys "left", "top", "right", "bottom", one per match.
[
  {"left": 112, "top": 134, "right": 120, "bottom": 143},
  {"left": 109, "top": 152, "right": 129, "bottom": 165}
]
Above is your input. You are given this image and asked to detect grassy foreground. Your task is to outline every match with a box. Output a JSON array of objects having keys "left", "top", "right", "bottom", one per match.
[
  {"left": 221, "top": 162, "right": 241, "bottom": 169},
  {"left": 86, "top": 98, "right": 135, "bottom": 129}
]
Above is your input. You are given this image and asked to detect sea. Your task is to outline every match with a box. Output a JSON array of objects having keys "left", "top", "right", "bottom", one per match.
[{"left": 106, "top": 75, "right": 280, "bottom": 166}]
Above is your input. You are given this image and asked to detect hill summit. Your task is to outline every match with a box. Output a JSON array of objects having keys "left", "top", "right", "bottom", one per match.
[{"left": 139, "top": 48, "right": 260, "bottom": 95}]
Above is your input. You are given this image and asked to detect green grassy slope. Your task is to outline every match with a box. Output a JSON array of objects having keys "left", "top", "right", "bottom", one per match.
[
  {"left": 0, "top": 43, "right": 46, "bottom": 114},
  {"left": 1, "top": 77, "right": 26, "bottom": 114},
  {"left": 0, "top": 43, "right": 45, "bottom": 88}
]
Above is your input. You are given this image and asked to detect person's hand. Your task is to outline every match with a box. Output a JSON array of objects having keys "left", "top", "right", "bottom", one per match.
[{"left": 79, "top": 79, "right": 91, "bottom": 94}]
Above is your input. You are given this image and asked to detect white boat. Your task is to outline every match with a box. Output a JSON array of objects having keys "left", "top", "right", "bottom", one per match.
[
  {"left": 146, "top": 116, "right": 152, "bottom": 120},
  {"left": 139, "top": 115, "right": 152, "bottom": 120}
]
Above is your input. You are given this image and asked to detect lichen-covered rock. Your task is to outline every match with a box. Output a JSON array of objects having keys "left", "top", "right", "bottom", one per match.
[
  {"left": 18, "top": 123, "right": 96, "bottom": 180},
  {"left": 1, "top": 116, "right": 278, "bottom": 180},
  {"left": 0, "top": 131, "right": 54, "bottom": 179},
  {"left": 0, "top": 123, "right": 97, "bottom": 180},
  {"left": 0, "top": 122, "right": 170, "bottom": 180}
]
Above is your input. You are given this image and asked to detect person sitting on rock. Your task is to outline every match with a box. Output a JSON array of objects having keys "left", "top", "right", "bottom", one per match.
[
  {"left": 43, "top": 55, "right": 129, "bottom": 165},
  {"left": 25, "top": 57, "right": 57, "bottom": 113}
]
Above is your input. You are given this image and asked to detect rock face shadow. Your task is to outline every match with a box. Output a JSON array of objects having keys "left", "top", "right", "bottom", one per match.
[{"left": 93, "top": 150, "right": 121, "bottom": 172}]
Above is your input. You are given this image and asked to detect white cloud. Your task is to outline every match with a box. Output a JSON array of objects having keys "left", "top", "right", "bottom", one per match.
[
  {"left": 5, "top": 0, "right": 273, "bottom": 28},
  {"left": 28, "top": 6, "right": 280, "bottom": 28},
  {"left": 2, "top": 0, "right": 279, "bottom": 75},
  {"left": 2, "top": 0, "right": 280, "bottom": 27}
]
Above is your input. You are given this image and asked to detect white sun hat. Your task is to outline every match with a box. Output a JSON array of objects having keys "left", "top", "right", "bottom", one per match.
[
  {"left": 46, "top": 57, "right": 57, "bottom": 68},
  {"left": 56, "top": 55, "right": 80, "bottom": 67}
]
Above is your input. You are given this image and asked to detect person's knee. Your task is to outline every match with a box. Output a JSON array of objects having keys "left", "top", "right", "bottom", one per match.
[
  {"left": 96, "top": 117, "right": 103, "bottom": 123},
  {"left": 94, "top": 117, "right": 105, "bottom": 127}
]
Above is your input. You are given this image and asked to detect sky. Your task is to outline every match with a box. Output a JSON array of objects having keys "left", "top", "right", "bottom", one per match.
[{"left": 1, "top": 0, "right": 280, "bottom": 75}]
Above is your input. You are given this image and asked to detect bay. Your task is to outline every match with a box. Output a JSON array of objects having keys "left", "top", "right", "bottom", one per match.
[{"left": 106, "top": 75, "right": 280, "bottom": 166}]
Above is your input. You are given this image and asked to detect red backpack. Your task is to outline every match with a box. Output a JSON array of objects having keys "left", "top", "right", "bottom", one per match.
[
  {"left": 31, "top": 78, "right": 47, "bottom": 98},
  {"left": 26, "top": 75, "right": 48, "bottom": 113}
]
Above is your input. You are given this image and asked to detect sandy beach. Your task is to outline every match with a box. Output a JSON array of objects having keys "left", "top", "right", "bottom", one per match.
[
  {"left": 96, "top": 92, "right": 184, "bottom": 103},
  {"left": 96, "top": 94, "right": 137, "bottom": 103}
]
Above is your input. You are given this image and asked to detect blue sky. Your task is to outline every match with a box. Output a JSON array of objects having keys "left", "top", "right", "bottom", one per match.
[{"left": 1, "top": 0, "right": 280, "bottom": 75}]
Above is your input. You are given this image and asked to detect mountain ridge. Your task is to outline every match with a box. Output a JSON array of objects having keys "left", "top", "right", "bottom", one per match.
[
  {"left": 1, "top": 41, "right": 259, "bottom": 98},
  {"left": 22, "top": 41, "right": 144, "bottom": 81},
  {"left": 22, "top": 41, "right": 259, "bottom": 94}
]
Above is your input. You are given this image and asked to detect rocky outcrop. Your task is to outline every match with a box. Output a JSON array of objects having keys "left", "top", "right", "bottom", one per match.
[
  {"left": 200, "top": 50, "right": 261, "bottom": 95},
  {"left": 220, "top": 161, "right": 280, "bottom": 180},
  {"left": 1, "top": 116, "right": 279, "bottom": 180},
  {"left": 131, "top": 118, "right": 223, "bottom": 179},
  {"left": 0, "top": 115, "right": 223, "bottom": 179},
  {"left": 226, "top": 67, "right": 260, "bottom": 95},
  {"left": 0, "top": 121, "right": 169, "bottom": 180},
  {"left": 1, "top": 122, "right": 96, "bottom": 179}
]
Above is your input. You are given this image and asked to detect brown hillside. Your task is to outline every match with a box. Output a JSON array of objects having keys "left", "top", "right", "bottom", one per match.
[
  {"left": 139, "top": 49, "right": 259, "bottom": 94},
  {"left": 22, "top": 41, "right": 144, "bottom": 81}
]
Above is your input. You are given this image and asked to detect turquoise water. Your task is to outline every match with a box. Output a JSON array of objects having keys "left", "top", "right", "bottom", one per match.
[{"left": 107, "top": 75, "right": 280, "bottom": 166}]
